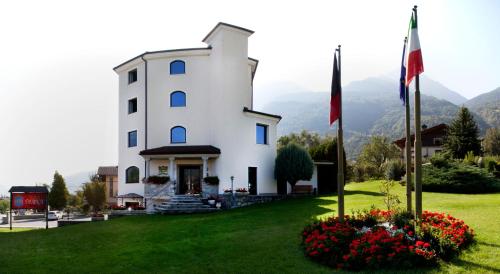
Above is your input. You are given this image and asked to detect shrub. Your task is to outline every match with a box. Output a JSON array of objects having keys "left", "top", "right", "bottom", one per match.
[
  {"left": 0, "top": 199, "right": 9, "bottom": 214},
  {"left": 422, "top": 161, "right": 500, "bottom": 193},
  {"left": 203, "top": 176, "right": 220, "bottom": 185},
  {"left": 418, "top": 211, "right": 475, "bottom": 261},
  {"left": 379, "top": 180, "right": 401, "bottom": 211},
  {"left": 275, "top": 143, "right": 314, "bottom": 189},
  {"left": 384, "top": 160, "right": 405, "bottom": 181},
  {"left": 144, "top": 176, "right": 170, "bottom": 184},
  {"left": 430, "top": 153, "right": 450, "bottom": 168},
  {"left": 352, "top": 164, "right": 365, "bottom": 182},
  {"left": 463, "top": 151, "right": 476, "bottom": 166},
  {"left": 301, "top": 210, "right": 475, "bottom": 271},
  {"left": 482, "top": 156, "right": 500, "bottom": 172}
]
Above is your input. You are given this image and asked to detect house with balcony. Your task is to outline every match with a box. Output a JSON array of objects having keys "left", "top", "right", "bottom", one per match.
[
  {"left": 113, "top": 23, "right": 281, "bottom": 211},
  {"left": 394, "top": 123, "right": 447, "bottom": 160}
]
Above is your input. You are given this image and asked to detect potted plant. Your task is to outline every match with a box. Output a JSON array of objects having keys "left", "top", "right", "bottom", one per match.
[
  {"left": 143, "top": 175, "right": 170, "bottom": 184},
  {"left": 207, "top": 195, "right": 216, "bottom": 206},
  {"left": 203, "top": 176, "right": 220, "bottom": 185},
  {"left": 235, "top": 188, "right": 249, "bottom": 196}
]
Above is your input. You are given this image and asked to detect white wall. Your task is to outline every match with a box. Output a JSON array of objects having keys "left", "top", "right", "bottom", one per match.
[
  {"left": 115, "top": 24, "right": 279, "bottom": 196},
  {"left": 118, "top": 62, "right": 146, "bottom": 196}
]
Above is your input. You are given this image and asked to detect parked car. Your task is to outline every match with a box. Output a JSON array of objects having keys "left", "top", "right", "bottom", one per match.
[{"left": 47, "top": 211, "right": 60, "bottom": 221}]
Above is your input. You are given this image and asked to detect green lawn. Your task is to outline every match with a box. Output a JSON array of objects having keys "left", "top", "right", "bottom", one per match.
[{"left": 0, "top": 181, "right": 499, "bottom": 273}]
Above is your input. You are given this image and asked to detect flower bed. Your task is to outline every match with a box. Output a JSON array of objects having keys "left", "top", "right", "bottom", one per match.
[{"left": 301, "top": 209, "right": 475, "bottom": 271}]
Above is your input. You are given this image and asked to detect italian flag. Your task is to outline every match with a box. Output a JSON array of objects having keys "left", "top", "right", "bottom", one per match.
[{"left": 406, "top": 14, "right": 424, "bottom": 86}]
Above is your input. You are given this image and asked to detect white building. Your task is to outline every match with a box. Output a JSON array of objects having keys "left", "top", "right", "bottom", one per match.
[{"left": 113, "top": 23, "right": 281, "bottom": 207}]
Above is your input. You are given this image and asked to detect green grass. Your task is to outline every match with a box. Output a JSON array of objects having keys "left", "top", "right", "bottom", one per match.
[
  {"left": 0, "top": 181, "right": 499, "bottom": 273},
  {"left": 0, "top": 228, "right": 35, "bottom": 233}
]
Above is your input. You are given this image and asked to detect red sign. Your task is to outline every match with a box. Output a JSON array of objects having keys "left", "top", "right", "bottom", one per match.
[{"left": 11, "top": 193, "right": 47, "bottom": 209}]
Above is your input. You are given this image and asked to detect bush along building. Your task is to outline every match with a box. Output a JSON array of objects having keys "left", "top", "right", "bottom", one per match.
[{"left": 113, "top": 23, "right": 281, "bottom": 213}]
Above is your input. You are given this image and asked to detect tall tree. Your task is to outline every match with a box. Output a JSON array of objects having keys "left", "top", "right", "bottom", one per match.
[
  {"left": 357, "top": 136, "right": 400, "bottom": 177},
  {"left": 83, "top": 180, "right": 106, "bottom": 214},
  {"left": 277, "top": 130, "right": 323, "bottom": 151},
  {"left": 483, "top": 128, "right": 500, "bottom": 156},
  {"left": 275, "top": 143, "right": 314, "bottom": 190},
  {"left": 48, "top": 171, "right": 69, "bottom": 210},
  {"left": 444, "top": 107, "right": 481, "bottom": 158}
]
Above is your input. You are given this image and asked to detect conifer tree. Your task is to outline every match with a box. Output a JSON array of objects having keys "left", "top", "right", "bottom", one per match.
[
  {"left": 444, "top": 107, "right": 481, "bottom": 158},
  {"left": 48, "top": 171, "right": 69, "bottom": 210},
  {"left": 275, "top": 143, "right": 314, "bottom": 189}
]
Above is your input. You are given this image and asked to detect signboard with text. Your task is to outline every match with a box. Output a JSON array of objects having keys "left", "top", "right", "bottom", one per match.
[{"left": 11, "top": 192, "right": 47, "bottom": 210}]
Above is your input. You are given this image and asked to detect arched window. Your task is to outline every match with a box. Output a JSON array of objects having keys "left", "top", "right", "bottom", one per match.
[
  {"left": 126, "top": 166, "right": 139, "bottom": 184},
  {"left": 170, "top": 60, "right": 185, "bottom": 75},
  {"left": 170, "top": 91, "right": 186, "bottom": 107},
  {"left": 171, "top": 126, "right": 186, "bottom": 143}
]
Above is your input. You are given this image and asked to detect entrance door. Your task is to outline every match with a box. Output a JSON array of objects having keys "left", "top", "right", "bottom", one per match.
[
  {"left": 317, "top": 164, "right": 337, "bottom": 194},
  {"left": 178, "top": 166, "right": 202, "bottom": 195},
  {"left": 248, "top": 167, "right": 257, "bottom": 195}
]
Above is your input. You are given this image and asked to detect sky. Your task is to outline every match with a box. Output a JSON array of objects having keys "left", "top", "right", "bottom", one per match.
[{"left": 1, "top": 0, "right": 499, "bottom": 194}]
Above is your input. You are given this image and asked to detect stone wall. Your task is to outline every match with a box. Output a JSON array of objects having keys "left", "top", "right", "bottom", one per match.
[
  {"left": 202, "top": 182, "right": 218, "bottom": 197},
  {"left": 221, "top": 193, "right": 286, "bottom": 209}
]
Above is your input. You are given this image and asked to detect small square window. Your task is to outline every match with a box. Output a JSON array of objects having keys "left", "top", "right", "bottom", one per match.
[
  {"left": 128, "top": 130, "right": 137, "bottom": 147},
  {"left": 128, "top": 69, "right": 137, "bottom": 84},
  {"left": 256, "top": 124, "right": 268, "bottom": 145},
  {"left": 128, "top": 98, "right": 137, "bottom": 114}
]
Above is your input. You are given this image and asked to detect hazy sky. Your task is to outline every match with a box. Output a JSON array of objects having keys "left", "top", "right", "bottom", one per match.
[{"left": 1, "top": 0, "right": 499, "bottom": 193}]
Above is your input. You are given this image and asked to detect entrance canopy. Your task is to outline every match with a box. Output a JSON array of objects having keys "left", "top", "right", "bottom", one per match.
[{"left": 139, "top": 145, "right": 221, "bottom": 158}]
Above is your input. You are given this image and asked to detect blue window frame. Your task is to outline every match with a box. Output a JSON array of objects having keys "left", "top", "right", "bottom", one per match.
[
  {"left": 126, "top": 166, "right": 139, "bottom": 184},
  {"left": 170, "top": 60, "right": 185, "bottom": 75},
  {"left": 128, "top": 130, "right": 137, "bottom": 147},
  {"left": 256, "top": 124, "right": 268, "bottom": 144},
  {"left": 170, "top": 91, "right": 186, "bottom": 107},
  {"left": 171, "top": 126, "right": 186, "bottom": 143}
]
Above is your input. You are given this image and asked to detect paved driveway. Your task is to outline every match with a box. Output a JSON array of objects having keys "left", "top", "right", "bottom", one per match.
[{"left": 0, "top": 217, "right": 92, "bottom": 229}]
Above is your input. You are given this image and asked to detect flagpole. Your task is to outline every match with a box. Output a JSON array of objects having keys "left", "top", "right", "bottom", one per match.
[
  {"left": 336, "top": 45, "right": 345, "bottom": 222},
  {"left": 413, "top": 5, "right": 423, "bottom": 219},
  {"left": 404, "top": 36, "right": 412, "bottom": 213}
]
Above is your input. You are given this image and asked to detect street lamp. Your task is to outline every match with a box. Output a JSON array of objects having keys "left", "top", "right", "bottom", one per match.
[{"left": 230, "top": 176, "right": 234, "bottom": 207}]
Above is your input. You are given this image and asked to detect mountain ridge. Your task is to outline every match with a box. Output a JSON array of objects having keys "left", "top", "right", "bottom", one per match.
[{"left": 260, "top": 77, "right": 497, "bottom": 159}]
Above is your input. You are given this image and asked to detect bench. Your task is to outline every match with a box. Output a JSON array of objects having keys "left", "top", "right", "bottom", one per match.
[{"left": 292, "top": 185, "right": 313, "bottom": 194}]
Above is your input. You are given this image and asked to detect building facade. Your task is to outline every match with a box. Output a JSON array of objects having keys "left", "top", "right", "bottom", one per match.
[
  {"left": 113, "top": 23, "right": 281, "bottom": 206},
  {"left": 394, "top": 123, "right": 447, "bottom": 160},
  {"left": 97, "top": 166, "right": 118, "bottom": 206}
]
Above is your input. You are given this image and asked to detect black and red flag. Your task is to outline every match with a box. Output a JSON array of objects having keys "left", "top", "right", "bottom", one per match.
[{"left": 329, "top": 53, "right": 341, "bottom": 125}]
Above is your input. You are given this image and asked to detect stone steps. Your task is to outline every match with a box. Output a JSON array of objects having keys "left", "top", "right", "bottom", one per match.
[{"left": 155, "top": 195, "right": 220, "bottom": 214}]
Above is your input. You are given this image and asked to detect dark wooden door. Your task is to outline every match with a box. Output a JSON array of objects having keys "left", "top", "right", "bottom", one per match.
[
  {"left": 317, "top": 164, "right": 337, "bottom": 194},
  {"left": 178, "top": 166, "right": 202, "bottom": 194},
  {"left": 248, "top": 167, "right": 257, "bottom": 195}
]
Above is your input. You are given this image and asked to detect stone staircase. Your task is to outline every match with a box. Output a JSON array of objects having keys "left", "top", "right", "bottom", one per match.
[{"left": 155, "top": 195, "right": 220, "bottom": 214}]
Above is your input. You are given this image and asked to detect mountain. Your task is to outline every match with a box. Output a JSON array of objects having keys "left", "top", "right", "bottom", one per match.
[
  {"left": 465, "top": 87, "right": 500, "bottom": 128},
  {"left": 262, "top": 77, "right": 491, "bottom": 159},
  {"left": 380, "top": 74, "right": 468, "bottom": 105}
]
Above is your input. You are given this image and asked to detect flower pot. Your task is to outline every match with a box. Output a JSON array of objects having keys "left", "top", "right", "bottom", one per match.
[{"left": 208, "top": 199, "right": 216, "bottom": 206}]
